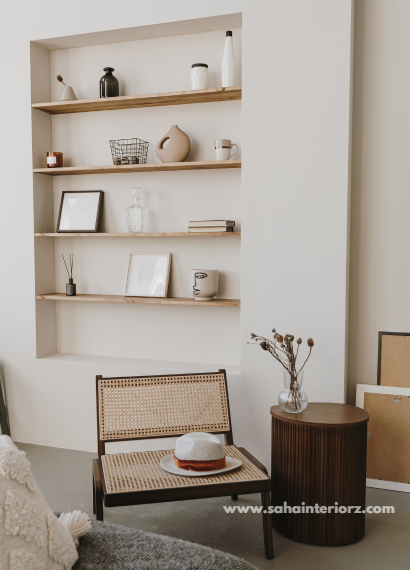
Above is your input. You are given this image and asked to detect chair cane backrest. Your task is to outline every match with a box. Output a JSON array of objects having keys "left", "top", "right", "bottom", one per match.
[{"left": 96, "top": 370, "right": 232, "bottom": 451}]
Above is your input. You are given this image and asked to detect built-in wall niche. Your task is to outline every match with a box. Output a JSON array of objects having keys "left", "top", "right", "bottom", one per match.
[{"left": 32, "top": 18, "right": 242, "bottom": 369}]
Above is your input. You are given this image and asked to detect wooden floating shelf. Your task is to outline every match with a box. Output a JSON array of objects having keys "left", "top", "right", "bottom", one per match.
[
  {"left": 35, "top": 232, "right": 241, "bottom": 237},
  {"left": 33, "top": 160, "right": 241, "bottom": 176},
  {"left": 32, "top": 86, "right": 242, "bottom": 115},
  {"left": 36, "top": 293, "right": 240, "bottom": 307}
]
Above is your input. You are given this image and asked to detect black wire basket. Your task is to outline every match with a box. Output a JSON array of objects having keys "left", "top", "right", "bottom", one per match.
[{"left": 109, "top": 138, "right": 149, "bottom": 165}]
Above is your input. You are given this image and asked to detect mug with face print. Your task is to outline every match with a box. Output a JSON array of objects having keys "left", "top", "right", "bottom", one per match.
[
  {"left": 190, "top": 269, "right": 219, "bottom": 301},
  {"left": 214, "top": 139, "right": 238, "bottom": 161}
]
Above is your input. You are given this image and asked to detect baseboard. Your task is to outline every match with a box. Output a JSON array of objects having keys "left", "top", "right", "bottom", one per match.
[{"left": 366, "top": 478, "right": 410, "bottom": 493}]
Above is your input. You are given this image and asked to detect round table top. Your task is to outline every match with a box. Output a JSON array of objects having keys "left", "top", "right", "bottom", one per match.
[{"left": 270, "top": 403, "right": 369, "bottom": 427}]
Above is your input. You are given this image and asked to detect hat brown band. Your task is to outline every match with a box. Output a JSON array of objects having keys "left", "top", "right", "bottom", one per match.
[{"left": 174, "top": 456, "right": 227, "bottom": 471}]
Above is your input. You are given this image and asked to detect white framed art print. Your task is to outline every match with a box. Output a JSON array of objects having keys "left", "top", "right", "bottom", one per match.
[
  {"left": 124, "top": 253, "right": 171, "bottom": 297},
  {"left": 356, "top": 383, "right": 410, "bottom": 493}
]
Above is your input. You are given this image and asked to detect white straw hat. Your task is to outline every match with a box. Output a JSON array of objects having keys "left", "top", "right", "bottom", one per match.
[{"left": 175, "top": 432, "right": 224, "bottom": 461}]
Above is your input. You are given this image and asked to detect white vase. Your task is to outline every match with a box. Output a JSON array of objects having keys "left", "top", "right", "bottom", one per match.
[
  {"left": 59, "top": 85, "right": 78, "bottom": 101},
  {"left": 221, "top": 31, "right": 236, "bottom": 87},
  {"left": 190, "top": 270, "right": 219, "bottom": 301}
]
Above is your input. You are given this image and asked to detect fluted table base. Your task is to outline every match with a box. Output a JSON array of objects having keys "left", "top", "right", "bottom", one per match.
[{"left": 271, "top": 403, "right": 369, "bottom": 546}]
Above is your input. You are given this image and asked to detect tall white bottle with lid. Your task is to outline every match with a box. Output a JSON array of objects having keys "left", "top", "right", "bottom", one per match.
[{"left": 221, "top": 30, "right": 236, "bottom": 87}]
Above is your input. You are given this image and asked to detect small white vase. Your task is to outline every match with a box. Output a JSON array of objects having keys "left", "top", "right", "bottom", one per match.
[
  {"left": 190, "top": 270, "right": 219, "bottom": 301},
  {"left": 59, "top": 85, "right": 78, "bottom": 101},
  {"left": 221, "top": 31, "right": 236, "bottom": 87}
]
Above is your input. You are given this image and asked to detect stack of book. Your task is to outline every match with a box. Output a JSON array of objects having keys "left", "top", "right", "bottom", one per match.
[{"left": 188, "top": 220, "right": 235, "bottom": 233}]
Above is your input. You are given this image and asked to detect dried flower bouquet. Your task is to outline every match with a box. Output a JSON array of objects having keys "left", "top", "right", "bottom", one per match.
[{"left": 250, "top": 329, "right": 314, "bottom": 412}]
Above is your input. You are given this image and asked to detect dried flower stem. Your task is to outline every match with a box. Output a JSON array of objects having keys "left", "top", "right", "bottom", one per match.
[{"left": 298, "top": 347, "right": 312, "bottom": 375}]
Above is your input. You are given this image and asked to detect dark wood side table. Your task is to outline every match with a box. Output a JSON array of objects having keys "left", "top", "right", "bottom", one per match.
[{"left": 270, "top": 403, "right": 369, "bottom": 546}]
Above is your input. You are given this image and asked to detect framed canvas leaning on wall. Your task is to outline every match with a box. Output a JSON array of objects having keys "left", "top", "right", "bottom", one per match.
[
  {"left": 357, "top": 331, "right": 410, "bottom": 493},
  {"left": 355, "top": 331, "right": 410, "bottom": 492},
  {"left": 377, "top": 331, "right": 410, "bottom": 387},
  {"left": 124, "top": 253, "right": 171, "bottom": 298},
  {"left": 356, "top": 384, "right": 410, "bottom": 493},
  {"left": 57, "top": 191, "right": 104, "bottom": 233}
]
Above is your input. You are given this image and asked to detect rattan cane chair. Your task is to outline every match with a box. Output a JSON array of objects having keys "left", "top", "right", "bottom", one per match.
[{"left": 92, "top": 370, "right": 273, "bottom": 559}]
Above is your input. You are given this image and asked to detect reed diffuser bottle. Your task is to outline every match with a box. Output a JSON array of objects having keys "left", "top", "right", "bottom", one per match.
[
  {"left": 62, "top": 254, "right": 76, "bottom": 296},
  {"left": 100, "top": 67, "right": 119, "bottom": 98}
]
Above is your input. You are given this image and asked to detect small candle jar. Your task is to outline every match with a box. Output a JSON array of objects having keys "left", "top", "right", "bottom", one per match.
[
  {"left": 47, "top": 152, "right": 63, "bottom": 168},
  {"left": 191, "top": 63, "right": 209, "bottom": 90}
]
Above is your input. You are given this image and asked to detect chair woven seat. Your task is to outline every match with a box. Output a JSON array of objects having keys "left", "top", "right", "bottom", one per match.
[{"left": 101, "top": 446, "right": 269, "bottom": 495}]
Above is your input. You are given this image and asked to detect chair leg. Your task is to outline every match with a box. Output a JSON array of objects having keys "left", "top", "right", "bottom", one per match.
[
  {"left": 92, "top": 473, "right": 96, "bottom": 515},
  {"left": 93, "top": 459, "right": 104, "bottom": 522},
  {"left": 261, "top": 491, "right": 274, "bottom": 559},
  {"left": 231, "top": 494, "right": 238, "bottom": 501},
  {"left": 95, "top": 489, "right": 103, "bottom": 522}
]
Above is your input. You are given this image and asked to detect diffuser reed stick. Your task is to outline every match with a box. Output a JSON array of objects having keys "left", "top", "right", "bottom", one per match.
[{"left": 62, "top": 254, "right": 76, "bottom": 296}]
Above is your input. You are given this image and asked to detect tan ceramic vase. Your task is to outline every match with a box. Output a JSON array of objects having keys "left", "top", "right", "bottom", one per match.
[{"left": 155, "top": 125, "right": 191, "bottom": 163}]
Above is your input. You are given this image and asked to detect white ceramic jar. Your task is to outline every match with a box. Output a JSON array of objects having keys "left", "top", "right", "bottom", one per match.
[
  {"left": 191, "top": 63, "right": 209, "bottom": 90},
  {"left": 190, "top": 269, "right": 219, "bottom": 301}
]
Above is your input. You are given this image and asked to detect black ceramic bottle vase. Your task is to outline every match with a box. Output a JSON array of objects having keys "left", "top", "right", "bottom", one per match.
[
  {"left": 66, "top": 278, "right": 76, "bottom": 296},
  {"left": 100, "top": 67, "right": 119, "bottom": 98}
]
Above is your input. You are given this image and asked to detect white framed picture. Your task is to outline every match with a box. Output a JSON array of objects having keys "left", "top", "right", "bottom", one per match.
[
  {"left": 57, "top": 191, "right": 103, "bottom": 233},
  {"left": 356, "top": 383, "right": 410, "bottom": 493},
  {"left": 124, "top": 253, "right": 171, "bottom": 298}
]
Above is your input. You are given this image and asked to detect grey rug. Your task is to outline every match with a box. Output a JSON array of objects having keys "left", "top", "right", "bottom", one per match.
[{"left": 72, "top": 518, "right": 257, "bottom": 570}]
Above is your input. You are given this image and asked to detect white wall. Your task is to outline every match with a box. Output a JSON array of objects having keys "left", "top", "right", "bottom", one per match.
[
  {"left": 347, "top": 0, "right": 410, "bottom": 402},
  {"left": 0, "top": 0, "right": 353, "bottom": 471}
]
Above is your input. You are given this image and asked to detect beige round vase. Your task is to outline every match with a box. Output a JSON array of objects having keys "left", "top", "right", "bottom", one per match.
[{"left": 155, "top": 125, "right": 191, "bottom": 163}]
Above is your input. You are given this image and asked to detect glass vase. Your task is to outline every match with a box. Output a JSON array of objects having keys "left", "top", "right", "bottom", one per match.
[
  {"left": 125, "top": 187, "right": 148, "bottom": 233},
  {"left": 278, "top": 369, "right": 308, "bottom": 413}
]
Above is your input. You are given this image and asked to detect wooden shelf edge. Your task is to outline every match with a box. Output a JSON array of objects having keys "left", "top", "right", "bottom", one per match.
[
  {"left": 36, "top": 293, "right": 240, "bottom": 307},
  {"left": 34, "top": 232, "right": 241, "bottom": 237},
  {"left": 40, "top": 352, "right": 241, "bottom": 375},
  {"left": 33, "top": 160, "right": 241, "bottom": 176},
  {"left": 32, "top": 86, "right": 242, "bottom": 114}
]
